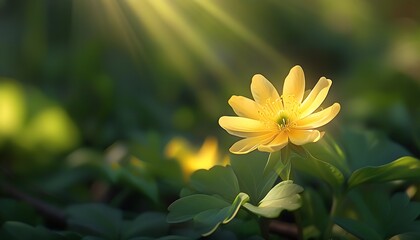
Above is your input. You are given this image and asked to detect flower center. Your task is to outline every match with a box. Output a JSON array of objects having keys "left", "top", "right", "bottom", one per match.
[
  {"left": 257, "top": 95, "right": 300, "bottom": 131},
  {"left": 276, "top": 114, "right": 290, "bottom": 129}
]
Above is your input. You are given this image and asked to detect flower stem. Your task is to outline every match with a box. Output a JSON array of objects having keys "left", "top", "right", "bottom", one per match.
[
  {"left": 323, "top": 194, "right": 344, "bottom": 239},
  {"left": 280, "top": 145, "right": 291, "bottom": 180}
]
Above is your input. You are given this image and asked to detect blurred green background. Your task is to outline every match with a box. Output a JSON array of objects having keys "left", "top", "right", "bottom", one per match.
[{"left": 0, "top": 0, "right": 419, "bottom": 234}]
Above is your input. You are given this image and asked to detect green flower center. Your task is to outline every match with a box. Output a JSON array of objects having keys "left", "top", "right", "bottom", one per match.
[{"left": 277, "top": 115, "right": 289, "bottom": 129}]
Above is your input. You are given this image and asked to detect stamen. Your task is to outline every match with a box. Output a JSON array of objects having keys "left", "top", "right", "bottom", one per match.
[{"left": 277, "top": 115, "right": 289, "bottom": 129}]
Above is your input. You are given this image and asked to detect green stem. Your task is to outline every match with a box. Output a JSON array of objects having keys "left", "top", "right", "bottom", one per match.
[
  {"left": 264, "top": 147, "right": 291, "bottom": 181},
  {"left": 280, "top": 145, "right": 291, "bottom": 180},
  {"left": 323, "top": 194, "right": 344, "bottom": 239}
]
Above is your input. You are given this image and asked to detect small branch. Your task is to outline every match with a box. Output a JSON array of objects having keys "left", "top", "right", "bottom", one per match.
[
  {"left": 0, "top": 181, "right": 67, "bottom": 228},
  {"left": 268, "top": 220, "right": 299, "bottom": 239}
]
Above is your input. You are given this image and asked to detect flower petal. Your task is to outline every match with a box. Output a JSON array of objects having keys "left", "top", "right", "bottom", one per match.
[
  {"left": 283, "top": 65, "right": 305, "bottom": 104},
  {"left": 288, "top": 129, "right": 321, "bottom": 145},
  {"left": 299, "top": 77, "right": 332, "bottom": 118},
  {"left": 219, "top": 116, "right": 271, "bottom": 137},
  {"left": 295, "top": 103, "right": 340, "bottom": 129},
  {"left": 251, "top": 74, "right": 280, "bottom": 106},
  {"left": 258, "top": 131, "right": 288, "bottom": 152},
  {"left": 229, "top": 133, "right": 275, "bottom": 154},
  {"left": 228, "top": 95, "right": 261, "bottom": 119}
]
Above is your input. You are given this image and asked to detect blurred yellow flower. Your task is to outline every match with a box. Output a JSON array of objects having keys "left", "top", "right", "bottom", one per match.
[
  {"left": 165, "top": 137, "right": 228, "bottom": 178},
  {"left": 219, "top": 65, "right": 340, "bottom": 154}
]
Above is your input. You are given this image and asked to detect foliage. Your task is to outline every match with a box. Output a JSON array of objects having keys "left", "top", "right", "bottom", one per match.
[
  {"left": 1, "top": 0, "right": 419, "bottom": 239},
  {"left": 167, "top": 155, "right": 303, "bottom": 236}
]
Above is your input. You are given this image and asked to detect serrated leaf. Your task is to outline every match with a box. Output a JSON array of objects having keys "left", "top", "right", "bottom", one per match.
[
  {"left": 190, "top": 166, "right": 240, "bottom": 201},
  {"left": 387, "top": 193, "right": 420, "bottom": 235},
  {"left": 334, "top": 218, "right": 383, "bottom": 240},
  {"left": 348, "top": 156, "right": 420, "bottom": 189},
  {"left": 243, "top": 181, "right": 303, "bottom": 218},
  {"left": 340, "top": 191, "right": 420, "bottom": 238}
]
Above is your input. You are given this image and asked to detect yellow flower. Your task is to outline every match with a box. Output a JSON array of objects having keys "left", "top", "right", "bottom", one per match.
[
  {"left": 165, "top": 137, "right": 229, "bottom": 179},
  {"left": 219, "top": 65, "right": 340, "bottom": 154}
]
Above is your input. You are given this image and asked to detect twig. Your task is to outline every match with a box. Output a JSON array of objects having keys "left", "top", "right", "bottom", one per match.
[
  {"left": 0, "top": 181, "right": 67, "bottom": 228},
  {"left": 269, "top": 220, "right": 299, "bottom": 239}
]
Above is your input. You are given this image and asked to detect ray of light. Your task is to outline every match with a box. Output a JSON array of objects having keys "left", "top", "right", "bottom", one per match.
[
  {"left": 144, "top": 0, "right": 237, "bottom": 82},
  {"left": 192, "top": 0, "right": 288, "bottom": 67},
  {"left": 124, "top": 0, "right": 199, "bottom": 80},
  {"left": 72, "top": 0, "right": 143, "bottom": 59}
]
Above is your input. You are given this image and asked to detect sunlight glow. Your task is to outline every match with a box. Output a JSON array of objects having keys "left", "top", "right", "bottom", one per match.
[
  {"left": 130, "top": 0, "right": 236, "bottom": 81},
  {"left": 17, "top": 106, "right": 80, "bottom": 153},
  {"left": 77, "top": 0, "right": 288, "bottom": 84},
  {"left": 192, "top": 0, "right": 287, "bottom": 66},
  {"left": 165, "top": 137, "right": 228, "bottom": 179},
  {"left": 0, "top": 80, "right": 25, "bottom": 137}
]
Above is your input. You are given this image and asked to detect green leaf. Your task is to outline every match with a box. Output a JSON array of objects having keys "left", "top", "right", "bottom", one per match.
[
  {"left": 167, "top": 192, "right": 250, "bottom": 236},
  {"left": 190, "top": 166, "right": 240, "bottom": 201},
  {"left": 230, "top": 151, "right": 278, "bottom": 204},
  {"left": 194, "top": 207, "right": 231, "bottom": 236},
  {"left": 390, "top": 232, "right": 420, "bottom": 240},
  {"left": 66, "top": 204, "right": 122, "bottom": 239},
  {"left": 119, "top": 167, "right": 159, "bottom": 202},
  {"left": 334, "top": 218, "right": 383, "bottom": 240},
  {"left": 339, "top": 128, "right": 410, "bottom": 171},
  {"left": 304, "top": 133, "right": 349, "bottom": 175},
  {"left": 243, "top": 181, "right": 303, "bottom": 218},
  {"left": 298, "top": 188, "right": 329, "bottom": 239},
  {"left": 339, "top": 190, "right": 420, "bottom": 238},
  {"left": 167, "top": 194, "right": 230, "bottom": 223},
  {"left": 1, "top": 221, "right": 70, "bottom": 240},
  {"left": 291, "top": 145, "right": 345, "bottom": 190},
  {"left": 0, "top": 198, "right": 39, "bottom": 225},
  {"left": 122, "top": 212, "right": 169, "bottom": 239},
  {"left": 223, "top": 192, "right": 250, "bottom": 224},
  {"left": 387, "top": 193, "right": 420, "bottom": 234},
  {"left": 168, "top": 152, "right": 295, "bottom": 236},
  {"left": 348, "top": 156, "right": 420, "bottom": 189}
]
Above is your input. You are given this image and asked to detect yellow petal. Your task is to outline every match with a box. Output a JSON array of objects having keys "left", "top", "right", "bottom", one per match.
[
  {"left": 288, "top": 129, "right": 321, "bottom": 145},
  {"left": 228, "top": 95, "right": 261, "bottom": 119},
  {"left": 299, "top": 77, "right": 332, "bottom": 118},
  {"left": 295, "top": 103, "right": 340, "bottom": 129},
  {"left": 230, "top": 133, "right": 275, "bottom": 154},
  {"left": 283, "top": 65, "right": 305, "bottom": 104},
  {"left": 251, "top": 74, "right": 280, "bottom": 106},
  {"left": 219, "top": 116, "right": 271, "bottom": 137},
  {"left": 257, "top": 131, "right": 288, "bottom": 152}
]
